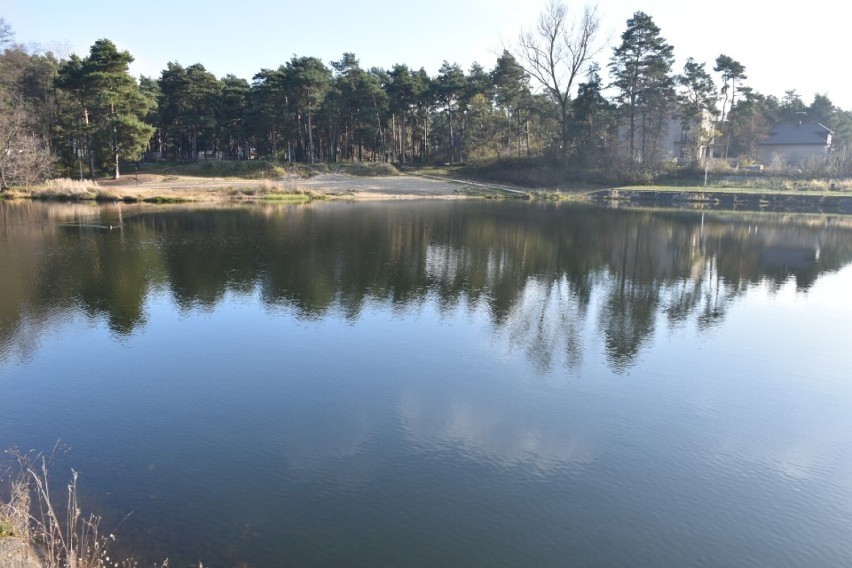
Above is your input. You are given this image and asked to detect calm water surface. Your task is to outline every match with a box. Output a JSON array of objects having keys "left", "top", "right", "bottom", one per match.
[{"left": 2, "top": 200, "right": 852, "bottom": 567}]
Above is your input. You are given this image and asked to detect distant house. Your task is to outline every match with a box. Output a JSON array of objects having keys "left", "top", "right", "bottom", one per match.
[
  {"left": 670, "top": 111, "right": 715, "bottom": 163},
  {"left": 759, "top": 122, "right": 832, "bottom": 165},
  {"left": 618, "top": 113, "right": 712, "bottom": 164}
]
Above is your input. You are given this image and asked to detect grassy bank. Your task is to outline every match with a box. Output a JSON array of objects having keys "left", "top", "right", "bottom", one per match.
[
  {"left": 0, "top": 160, "right": 404, "bottom": 203},
  {"left": 142, "top": 159, "right": 399, "bottom": 179},
  {"left": 2, "top": 158, "right": 850, "bottom": 211},
  {"left": 4, "top": 176, "right": 323, "bottom": 204},
  {"left": 416, "top": 158, "right": 850, "bottom": 191}
]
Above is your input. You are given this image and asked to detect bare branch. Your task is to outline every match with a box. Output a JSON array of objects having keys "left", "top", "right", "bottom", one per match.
[{"left": 512, "top": 1, "right": 603, "bottom": 151}]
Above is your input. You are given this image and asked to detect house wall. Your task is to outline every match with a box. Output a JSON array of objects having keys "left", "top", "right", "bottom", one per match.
[
  {"left": 617, "top": 115, "right": 709, "bottom": 164},
  {"left": 759, "top": 144, "right": 830, "bottom": 165}
]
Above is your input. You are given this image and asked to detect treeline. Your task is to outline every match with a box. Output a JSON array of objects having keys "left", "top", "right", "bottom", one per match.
[{"left": 1, "top": 5, "right": 852, "bottom": 188}]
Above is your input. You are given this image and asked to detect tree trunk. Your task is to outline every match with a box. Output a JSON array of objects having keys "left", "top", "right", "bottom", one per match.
[
  {"left": 86, "top": 134, "right": 95, "bottom": 180},
  {"left": 424, "top": 113, "right": 429, "bottom": 162},
  {"left": 517, "top": 110, "right": 522, "bottom": 157},
  {"left": 113, "top": 127, "right": 120, "bottom": 180},
  {"left": 391, "top": 114, "right": 396, "bottom": 162},
  {"left": 628, "top": 101, "right": 636, "bottom": 163},
  {"left": 400, "top": 111, "right": 406, "bottom": 165},
  {"left": 307, "top": 111, "right": 315, "bottom": 164},
  {"left": 446, "top": 104, "right": 453, "bottom": 162},
  {"left": 83, "top": 108, "right": 95, "bottom": 179}
]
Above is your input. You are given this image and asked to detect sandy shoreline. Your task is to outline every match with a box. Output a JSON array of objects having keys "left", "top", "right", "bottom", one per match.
[
  {"left": 88, "top": 171, "right": 499, "bottom": 202},
  {"left": 5, "top": 171, "right": 851, "bottom": 214}
]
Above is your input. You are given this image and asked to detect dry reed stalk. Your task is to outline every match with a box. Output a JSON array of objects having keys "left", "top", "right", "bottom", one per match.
[{"left": 4, "top": 447, "right": 129, "bottom": 568}]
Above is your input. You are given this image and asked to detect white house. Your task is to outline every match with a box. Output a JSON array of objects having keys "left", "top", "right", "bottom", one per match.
[{"left": 618, "top": 112, "right": 713, "bottom": 165}]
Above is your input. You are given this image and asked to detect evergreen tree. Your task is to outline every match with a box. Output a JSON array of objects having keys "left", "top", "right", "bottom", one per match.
[
  {"left": 726, "top": 88, "right": 775, "bottom": 160},
  {"left": 219, "top": 75, "right": 250, "bottom": 159},
  {"left": 807, "top": 94, "right": 834, "bottom": 126},
  {"left": 57, "top": 39, "right": 154, "bottom": 178},
  {"left": 248, "top": 67, "right": 288, "bottom": 158},
  {"left": 283, "top": 56, "right": 331, "bottom": 164},
  {"left": 491, "top": 50, "right": 531, "bottom": 157},
  {"left": 777, "top": 90, "right": 806, "bottom": 123},
  {"left": 609, "top": 11, "right": 675, "bottom": 164},
  {"left": 327, "top": 53, "right": 387, "bottom": 162},
  {"left": 386, "top": 64, "right": 422, "bottom": 164},
  {"left": 570, "top": 64, "right": 616, "bottom": 166},
  {"left": 676, "top": 58, "right": 717, "bottom": 163},
  {"left": 713, "top": 54, "right": 747, "bottom": 159},
  {"left": 157, "top": 62, "right": 220, "bottom": 160},
  {"left": 434, "top": 62, "right": 466, "bottom": 162}
]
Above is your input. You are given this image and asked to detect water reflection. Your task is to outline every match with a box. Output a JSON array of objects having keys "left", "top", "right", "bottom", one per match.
[
  {"left": 3, "top": 200, "right": 852, "bottom": 566},
  {"left": 1, "top": 201, "right": 850, "bottom": 372}
]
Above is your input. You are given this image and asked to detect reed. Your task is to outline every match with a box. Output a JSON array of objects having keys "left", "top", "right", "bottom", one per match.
[{"left": 2, "top": 446, "right": 131, "bottom": 568}]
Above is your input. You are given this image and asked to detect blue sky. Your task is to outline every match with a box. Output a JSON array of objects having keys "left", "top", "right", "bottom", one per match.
[{"left": 5, "top": 0, "right": 850, "bottom": 109}]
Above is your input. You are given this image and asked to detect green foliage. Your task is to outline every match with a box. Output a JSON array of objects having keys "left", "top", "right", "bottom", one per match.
[
  {"left": 325, "top": 53, "right": 389, "bottom": 162},
  {"left": 778, "top": 89, "right": 806, "bottom": 123},
  {"left": 0, "top": 517, "right": 16, "bottom": 537},
  {"left": 676, "top": 58, "right": 717, "bottom": 164},
  {"left": 157, "top": 61, "right": 221, "bottom": 160},
  {"left": 6, "top": 13, "right": 852, "bottom": 183},
  {"left": 609, "top": 11, "right": 675, "bottom": 165},
  {"left": 334, "top": 161, "right": 398, "bottom": 176},
  {"left": 713, "top": 54, "right": 748, "bottom": 158},
  {"left": 714, "top": 54, "right": 747, "bottom": 119},
  {"left": 55, "top": 39, "right": 154, "bottom": 178},
  {"left": 151, "top": 159, "right": 288, "bottom": 178},
  {"left": 570, "top": 64, "right": 618, "bottom": 167},
  {"left": 283, "top": 56, "right": 331, "bottom": 164},
  {"left": 385, "top": 63, "right": 427, "bottom": 163}
]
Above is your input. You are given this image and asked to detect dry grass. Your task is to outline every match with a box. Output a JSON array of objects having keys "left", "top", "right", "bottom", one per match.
[
  {"left": 25, "top": 179, "right": 101, "bottom": 200},
  {"left": 0, "top": 469, "right": 28, "bottom": 538},
  {"left": 225, "top": 178, "right": 318, "bottom": 201},
  {"left": 706, "top": 176, "right": 852, "bottom": 193},
  {"left": 335, "top": 162, "right": 399, "bottom": 177},
  {"left": 2, "top": 446, "right": 137, "bottom": 568},
  {"left": 144, "top": 160, "right": 288, "bottom": 179}
]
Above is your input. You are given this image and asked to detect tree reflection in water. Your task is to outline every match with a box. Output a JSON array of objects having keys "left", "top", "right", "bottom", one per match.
[{"left": 1, "top": 200, "right": 849, "bottom": 371}]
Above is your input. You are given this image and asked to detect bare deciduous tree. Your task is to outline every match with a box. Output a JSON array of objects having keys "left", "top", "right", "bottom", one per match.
[
  {"left": 0, "top": 105, "right": 55, "bottom": 189},
  {"left": 514, "top": 1, "right": 603, "bottom": 154},
  {"left": 0, "top": 52, "right": 55, "bottom": 188}
]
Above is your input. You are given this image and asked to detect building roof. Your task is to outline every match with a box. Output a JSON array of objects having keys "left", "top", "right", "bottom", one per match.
[{"left": 761, "top": 122, "right": 833, "bottom": 146}]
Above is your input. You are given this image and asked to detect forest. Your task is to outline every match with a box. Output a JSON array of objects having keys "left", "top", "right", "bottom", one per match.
[{"left": 1, "top": 3, "right": 851, "bottom": 189}]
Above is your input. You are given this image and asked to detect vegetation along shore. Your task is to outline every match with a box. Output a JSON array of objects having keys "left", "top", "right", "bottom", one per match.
[{"left": 1, "top": 4, "right": 851, "bottom": 212}]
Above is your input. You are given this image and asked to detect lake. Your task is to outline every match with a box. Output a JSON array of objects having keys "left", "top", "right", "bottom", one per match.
[{"left": 2, "top": 200, "right": 852, "bottom": 567}]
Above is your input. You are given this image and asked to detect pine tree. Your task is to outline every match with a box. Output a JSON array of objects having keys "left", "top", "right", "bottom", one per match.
[
  {"left": 283, "top": 56, "right": 331, "bottom": 164},
  {"left": 609, "top": 12, "right": 675, "bottom": 164},
  {"left": 677, "top": 58, "right": 717, "bottom": 164},
  {"left": 57, "top": 39, "right": 154, "bottom": 179}
]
